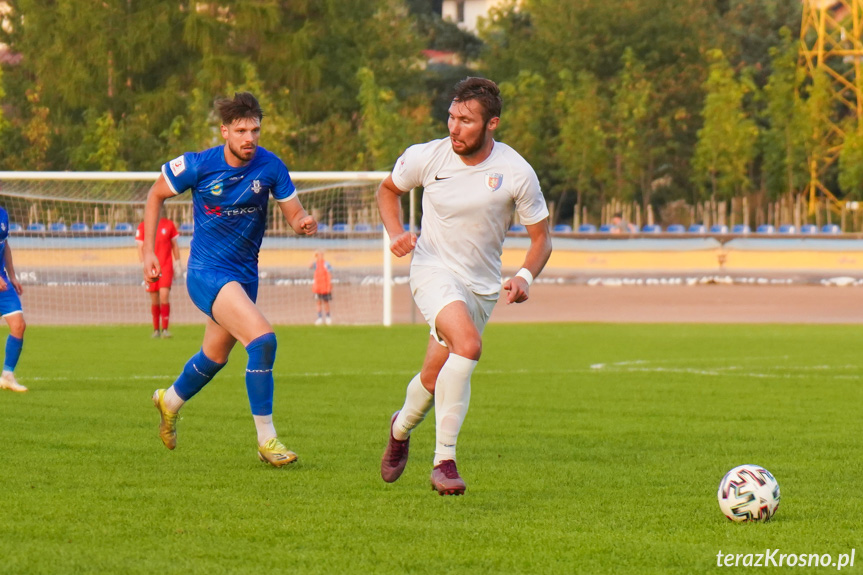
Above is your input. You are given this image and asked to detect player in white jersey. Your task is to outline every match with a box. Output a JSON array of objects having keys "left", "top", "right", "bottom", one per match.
[{"left": 377, "top": 77, "right": 552, "bottom": 495}]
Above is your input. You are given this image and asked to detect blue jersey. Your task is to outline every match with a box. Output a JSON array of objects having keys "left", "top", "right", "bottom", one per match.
[
  {"left": 0, "top": 207, "right": 10, "bottom": 281},
  {"left": 162, "top": 146, "right": 296, "bottom": 283}
]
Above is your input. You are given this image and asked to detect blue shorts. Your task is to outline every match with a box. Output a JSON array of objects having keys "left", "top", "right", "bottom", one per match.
[
  {"left": 0, "top": 285, "right": 22, "bottom": 317},
  {"left": 186, "top": 268, "right": 258, "bottom": 320}
]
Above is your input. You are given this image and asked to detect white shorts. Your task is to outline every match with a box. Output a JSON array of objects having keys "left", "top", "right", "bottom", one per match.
[{"left": 410, "top": 265, "right": 498, "bottom": 345}]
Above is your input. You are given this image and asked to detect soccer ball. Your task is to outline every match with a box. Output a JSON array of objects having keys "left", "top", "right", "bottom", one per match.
[{"left": 717, "top": 464, "right": 780, "bottom": 522}]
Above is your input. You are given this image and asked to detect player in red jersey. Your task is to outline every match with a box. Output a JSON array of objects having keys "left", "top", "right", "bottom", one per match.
[{"left": 136, "top": 217, "right": 181, "bottom": 338}]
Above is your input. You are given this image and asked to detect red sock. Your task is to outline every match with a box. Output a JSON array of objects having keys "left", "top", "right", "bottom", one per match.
[
  {"left": 151, "top": 304, "right": 160, "bottom": 331},
  {"left": 161, "top": 304, "right": 170, "bottom": 330}
]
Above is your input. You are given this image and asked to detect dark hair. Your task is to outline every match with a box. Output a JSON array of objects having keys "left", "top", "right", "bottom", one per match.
[
  {"left": 613, "top": 212, "right": 623, "bottom": 218},
  {"left": 215, "top": 92, "right": 264, "bottom": 125},
  {"left": 452, "top": 77, "right": 502, "bottom": 124}
]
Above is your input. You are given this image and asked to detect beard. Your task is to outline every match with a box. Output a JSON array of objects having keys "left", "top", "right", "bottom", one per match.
[
  {"left": 227, "top": 140, "right": 257, "bottom": 163},
  {"left": 451, "top": 125, "right": 489, "bottom": 157}
]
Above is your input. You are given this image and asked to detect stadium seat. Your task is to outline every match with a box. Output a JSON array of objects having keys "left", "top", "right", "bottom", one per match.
[
  {"left": 70, "top": 222, "right": 89, "bottom": 232},
  {"left": 179, "top": 223, "right": 194, "bottom": 233},
  {"left": 509, "top": 224, "right": 526, "bottom": 233},
  {"left": 49, "top": 223, "right": 68, "bottom": 233},
  {"left": 553, "top": 224, "right": 573, "bottom": 233},
  {"left": 26, "top": 223, "right": 45, "bottom": 232},
  {"left": 709, "top": 225, "right": 728, "bottom": 234},
  {"left": 599, "top": 224, "right": 614, "bottom": 233},
  {"left": 375, "top": 223, "right": 385, "bottom": 232},
  {"left": 92, "top": 222, "right": 110, "bottom": 232},
  {"left": 778, "top": 224, "right": 796, "bottom": 234},
  {"left": 316, "top": 223, "right": 329, "bottom": 233},
  {"left": 821, "top": 224, "right": 840, "bottom": 234},
  {"left": 114, "top": 222, "right": 133, "bottom": 232},
  {"left": 331, "top": 223, "right": 349, "bottom": 233},
  {"left": 641, "top": 224, "right": 662, "bottom": 233},
  {"left": 577, "top": 224, "right": 596, "bottom": 233},
  {"left": 353, "top": 223, "right": 372, "bottom": 232},
  {"left": 756, "top": 224, "right": 775, "bottom": 234},
  {"left": 8, "top": 223, "right": 22, "bottom": 233},
  {"left": 800, "top": 224, "right": 818, "bottom": 234},
  {"left": 666, "top": 224, "right": 685, "bottom": 233},
  {"left": 688, "top": 224, "right": 706, "bottom": 234},
  {"left": 732, "top": 224, "right": 751, "bottom": 234}
]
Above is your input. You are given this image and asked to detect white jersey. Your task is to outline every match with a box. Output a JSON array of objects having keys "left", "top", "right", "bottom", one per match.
[{"left": 391, "top": 138, "right": 549, "bottom": 295}]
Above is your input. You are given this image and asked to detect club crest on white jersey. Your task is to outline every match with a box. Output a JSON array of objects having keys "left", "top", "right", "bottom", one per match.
[
  {"left": 485, "top": 173, "right": 503, "bottom": 192},
  {"left": 169, "top": 155, "right": 186, "bottom": 176}
]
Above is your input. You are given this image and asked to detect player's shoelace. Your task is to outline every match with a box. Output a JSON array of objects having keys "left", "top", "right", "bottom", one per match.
[
  {"left": 387, "top": 437, "right": 408, "bottom": 465},
  {"left": 438, "top": 460, "right": 460, "bottom": 479}
]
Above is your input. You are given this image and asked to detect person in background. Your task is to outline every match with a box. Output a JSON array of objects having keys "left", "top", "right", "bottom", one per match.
[
  {"left": 136, "top": 217, "right": 181, "bottom": 338},
  {"left": 310, "top": 250, "right": 333, "bottom": 325},
  {"left": 610, "top": 212, "right": 637, "bottom": 234}
]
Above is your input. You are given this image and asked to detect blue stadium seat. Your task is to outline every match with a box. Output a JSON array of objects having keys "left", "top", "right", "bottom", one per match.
[
  {"left": 688, "top": 224, "right": 706, "bottom": 234},
  {"left": 27, "top": 223, "right": 45, "bottom": 232},
  {"left": 577, "top": 224, "right": 596, "bottom": 233},
  {"left": 316, "top": 223, "right": 329, "bottom": 233},
  {"left": 509, "top": 224, "right": 526, "bottom": 233},
  {"left": 179, "top": 223, "right": 194, "bottom": 233},
  {"left": 50, "top": 223, "right": 67, "bottom": 233},
  {"left": 552, "top": 224, "right": 573, "bottom": 233},
  {"left": 354, "top": 223, "right": 372, "bottom": 232},
  {"left": 666, "top": 224, "right": 685, "bottom": 233},
  {"left": 70, "top": 222, "right": 89, "bottom": 232},
  {"left": 756, "top": 224, "right": 775, "bottom": 234},
  {"left": 92, "top": 222, "right": 110, "bottom": 232},
  {"left": 641, "top": 224, "right": 662, "bottom": 233},
  {"left": 778, "top": 224, "right": 796, "bottom": 234},
  {"left": 710, "top": 225, "right": 728, "bottom": 234},
  {"left": 732, "top": 224, "right": 751, "bottom": 234},
  {"left": 599, "top": 224, "right": 614, "bottom": 233},
  {"left": 800, "top": 224, "right": 818, "bottom": 234},
  {"left": 114, "top": 222, "right": 133, "bottom": 232},
  {"left": 375, "top": 223, "right": 385, "bottom": 232},
  {"left": 8, "top": 223, "right": 22, "bottom": 233},
  {"left": 821, "top": 224, "right": 840, "bottom": 234},
  {"left": 331, "top": 223, "right": 349, "bottom": 233}
]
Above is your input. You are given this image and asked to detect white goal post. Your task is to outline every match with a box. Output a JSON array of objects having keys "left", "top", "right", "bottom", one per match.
[{"left": 0, "top": 171, "right": 415, "bottom": 327}]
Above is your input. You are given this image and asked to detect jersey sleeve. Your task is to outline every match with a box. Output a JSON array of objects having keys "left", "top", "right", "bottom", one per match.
[
  {"left": 135, "top": 222, "right": 145, "bottom": 242},
  {"left": 161, "top": 152, "right": 198, "bottom": 195},
  {"left": 390, "top": 144, "right": 427, "bottom": 192},
  {"left": 271, "top": 159, "right": 297, "bottom": 202},
  {"left": 512, "top": 165, "right": 549, "bottom": 226}
]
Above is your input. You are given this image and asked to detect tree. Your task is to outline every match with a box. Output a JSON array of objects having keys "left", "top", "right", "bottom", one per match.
[
  {"left": 692, "top": 49, "right": 758, "bottom": 201},
  {"left": 555, "top": 70, "right": 611, "bottom": 220},
  {"left": 761, "top": 28, "right": 807, "bottom": 199}
]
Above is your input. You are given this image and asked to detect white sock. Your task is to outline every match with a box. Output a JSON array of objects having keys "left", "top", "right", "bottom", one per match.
[
  {"left": 254, "top": 414, "right": 277, "bottom": 445},
  {"left": 393, "top": 373, "right": 434, "bottom": 441},
  {"left": 164, "top": 386, "right": 185, "bottom": 413},
  {"left": 433, "top": 354, "right": 477, "bottom": 466}
]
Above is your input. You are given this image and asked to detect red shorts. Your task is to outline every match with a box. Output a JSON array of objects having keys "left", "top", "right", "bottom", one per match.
[{"left": 145, "top": 264, "right": 174, "bottom": 292}]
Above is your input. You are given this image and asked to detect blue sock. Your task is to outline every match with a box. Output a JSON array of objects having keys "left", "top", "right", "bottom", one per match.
[
  {"left": 245, "top": 333, "right": 277, "bottom": 416},
  {"left": 172, "top": 349, "right": 226, "bottom": 401},
  {"left": 3, "top": 335, "right": 22, "bottom": 372}
]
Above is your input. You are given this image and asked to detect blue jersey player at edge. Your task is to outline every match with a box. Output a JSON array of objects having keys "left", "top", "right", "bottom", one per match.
[
  {"left": 142, "top": 92, "right": 317, "bottom": 467},
  {"left": 0, "top": 207, "right": 27, "bottom": 393}
]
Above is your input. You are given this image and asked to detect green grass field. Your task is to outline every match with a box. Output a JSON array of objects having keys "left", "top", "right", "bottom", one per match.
[{"left": 1, "top": 323, "right": 861, "bottom": 574}]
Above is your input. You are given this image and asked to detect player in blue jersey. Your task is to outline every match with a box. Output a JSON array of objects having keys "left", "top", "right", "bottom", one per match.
[
  {"left": 142, "top": 92, "right": 317, "bottom": 466},
  {"left": 0, "top": 207, "right": 27, "bottom": 393}
]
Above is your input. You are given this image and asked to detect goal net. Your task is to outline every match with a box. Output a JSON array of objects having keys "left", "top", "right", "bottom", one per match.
[{"left": 0, "top": 171, "right": 407, "bottom": 327}]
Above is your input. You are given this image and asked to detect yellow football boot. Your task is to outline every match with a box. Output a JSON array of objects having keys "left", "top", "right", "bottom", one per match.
[
  {"left": 152, "top": 388, "right": 178, "bottom": 450},
  {"left": 257, "top": 437, "right": 298, "bottom": 467}
]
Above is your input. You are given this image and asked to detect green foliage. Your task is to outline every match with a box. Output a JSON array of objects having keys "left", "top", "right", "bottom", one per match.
[
  {"left": 692, "top": 50, "right": 758, "bottom": 201},
  {"left": 838, "top": 120, "right": 863, "bottom": 198},
  {"left": 2, "top": 323, "right": 863, "bottom": 574}
]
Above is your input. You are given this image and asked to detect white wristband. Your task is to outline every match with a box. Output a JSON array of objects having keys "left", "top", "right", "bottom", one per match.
[{"left": 515, "top": 268, "right": 534, "bottom": 286}]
